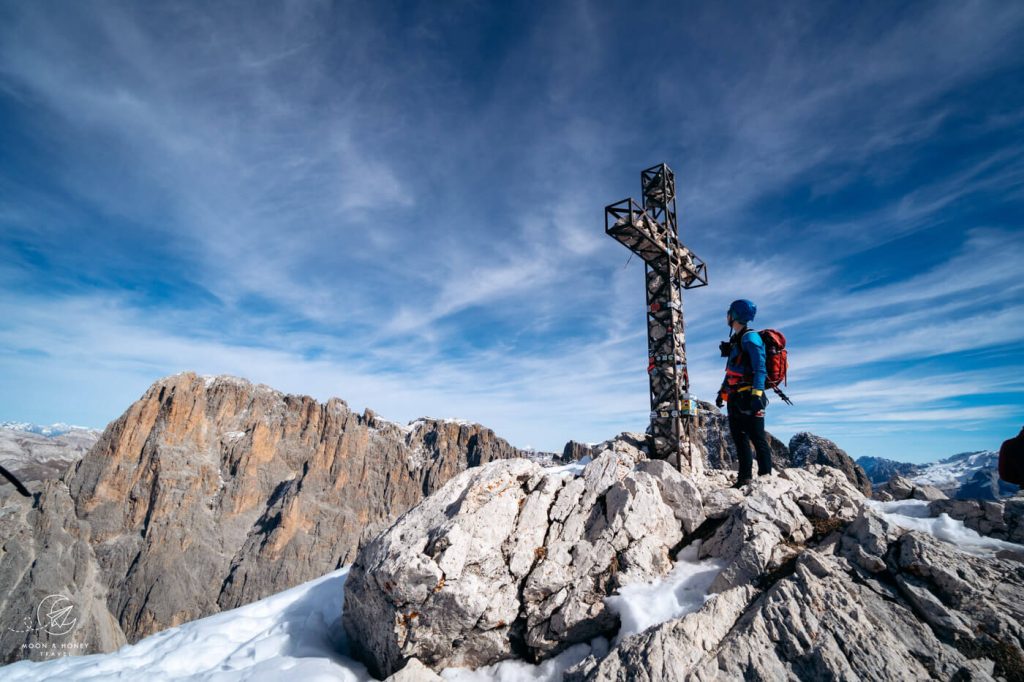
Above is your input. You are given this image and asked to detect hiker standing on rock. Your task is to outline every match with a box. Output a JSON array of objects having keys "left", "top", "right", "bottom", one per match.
[{"left": 716, "top": 299, "right": 773, "bottom": 488}]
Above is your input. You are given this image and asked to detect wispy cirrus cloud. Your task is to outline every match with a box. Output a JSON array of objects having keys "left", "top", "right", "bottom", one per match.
[{"left": 1, "top": 1, "right": 1022, "bottom": 461}]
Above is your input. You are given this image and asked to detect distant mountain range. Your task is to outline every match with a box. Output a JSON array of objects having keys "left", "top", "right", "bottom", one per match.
[
  {"left": 0, "top": 422, "right": 101, "bottom": 487},
  {"left": 0, "top": 421, "right": 100, "bottom": 437},
  {"left": 857, "top": 450, "right": 1019, "bottom": 500}
]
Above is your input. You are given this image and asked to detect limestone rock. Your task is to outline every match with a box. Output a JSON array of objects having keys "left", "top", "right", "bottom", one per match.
[
  {"left": 911, "top": 482, "right": 948, "bottom": 501},
  {"left": 788, "top": 432, "right": 873, "bottom": 496},
  {"left": 635, "top": 459, "right": 705, "bottom": 534},
  {"left": 573, "top": 476, "right": 1024, "bottom": 681},
  {"left": 878, "top": 475, "right": 916, "bottom": 500},
  {"left": 561, "top": 440, "right": 595, "bottom": 463},
  {"left": 701, "top": 486, "right": 746, "bottom": 520},
  {"left": 342, "top": 449, "right": 702, "bottom": 678},
  {"left": 698, "top": 466, "right": 863, "bottom": 593},
  {"left": 878, "top": 474, "right": 948, "bottom": 502}
]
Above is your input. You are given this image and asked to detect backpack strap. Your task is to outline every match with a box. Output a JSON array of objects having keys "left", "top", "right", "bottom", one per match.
[
  {"left": 731, "top": 328, "right": 758, "bottom": 382},
  {"left": 733, "top": 327, "right": 757, "bottom": 356}
]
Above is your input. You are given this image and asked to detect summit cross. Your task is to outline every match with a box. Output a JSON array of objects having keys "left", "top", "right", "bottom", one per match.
[{"left": 605, "top": 163, "right": 708, "bottom": 470}]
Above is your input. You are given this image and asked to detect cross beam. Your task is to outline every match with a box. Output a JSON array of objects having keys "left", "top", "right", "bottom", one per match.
[{"left": 605, "top": 163, "right": 707, "bottom": 468}]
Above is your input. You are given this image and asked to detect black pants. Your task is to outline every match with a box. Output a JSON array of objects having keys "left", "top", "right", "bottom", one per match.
[{"left": 727, "top": 403, "right": 772, "bottom": 480}]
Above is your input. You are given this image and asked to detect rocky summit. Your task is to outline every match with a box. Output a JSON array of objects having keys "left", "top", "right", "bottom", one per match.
[
  {"left": 343, "top": 446, "right": 704, "bottom": 677},
  {"left": 343, "top": 436, "right": 1024, "bottom": 681},
  {"left": 3, "top": 374, "right": 1019, "bottom": 679},
  {"left": 0, "top": 372, "right": 526, "bottom": 662}
]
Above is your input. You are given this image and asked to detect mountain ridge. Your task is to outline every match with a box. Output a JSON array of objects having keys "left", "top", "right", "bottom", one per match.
[{"left": 0, "top": 371, "right": 530, "bottom": 662}]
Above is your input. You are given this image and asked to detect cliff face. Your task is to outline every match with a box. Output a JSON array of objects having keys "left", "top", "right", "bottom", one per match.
[
  {"left": 857, "top": 456, "right": 924, "bottom": 486},
  {"left": 3, "top": 372, "right": 524, "bottom": 657},
  {"left": 0, "top": 480, "right": 126, "bottom": 665}
]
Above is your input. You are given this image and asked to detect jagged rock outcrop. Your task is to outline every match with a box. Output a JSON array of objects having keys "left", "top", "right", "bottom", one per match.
[
  {"left": 0, "top": 480, "right": 126, "bottom": 664},
  {"left": 343, "top": 438, "right": 1024, "bottom": 681},
  {"left": 876, "top": 474, "right": 948, "bottom": 502},
  {"left": 565, "top": 477, "right": 1024, "bottom": 681},
  {"left": 342, "top": 442, "right": 707, "bottom": 678},
  {"left": 788, "top": 432, "right": 873, "bottom": 496},
  {"left": 561, "top": 440, "right": 595, "bottom": 463},
  {"left": 1, "top": 372, "right": 526, "bottom": 661},
  {"left": 698, "top": 467, "right": 863, "bottom": 593},
  {"left": 851, "top": 454, "right": 925, "bottom": 485},
  {"left": 857, "top": 455, "right": 924, "bottom": 486}
]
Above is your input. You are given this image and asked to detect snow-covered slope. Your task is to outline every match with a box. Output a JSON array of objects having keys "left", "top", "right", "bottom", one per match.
[
  {"left": 0, "top": 567, "right": 368, "bottom": 681},
  {"left": 0, "top": 547, "right": 725, "bottom": 681},
  {"left": 911, "top": 450, "right": 997, "bottom": 488},
  {"left": 910, "top": 450, "right": 1018, "bottom": 500}
]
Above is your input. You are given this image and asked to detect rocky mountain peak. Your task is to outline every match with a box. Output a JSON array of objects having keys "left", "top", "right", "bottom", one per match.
[{"left": 1, "top": 372, "right": 528, "bottom": 661}]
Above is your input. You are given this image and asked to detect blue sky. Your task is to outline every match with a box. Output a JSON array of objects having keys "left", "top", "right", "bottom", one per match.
[{"left": 1, "top": 1, "right": 1022, "bottom": 463}]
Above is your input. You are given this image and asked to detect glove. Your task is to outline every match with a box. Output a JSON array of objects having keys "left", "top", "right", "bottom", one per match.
[
  {"left": 750, "top": 389, "right": 768, "bottom": 412},
  {"left": 715, "top": 393, "right": 724, "bottom": 409}
]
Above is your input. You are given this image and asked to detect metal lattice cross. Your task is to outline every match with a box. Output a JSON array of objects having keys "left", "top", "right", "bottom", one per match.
[{"left": 605, "top": 163, "right": 708, "bottom": 470}]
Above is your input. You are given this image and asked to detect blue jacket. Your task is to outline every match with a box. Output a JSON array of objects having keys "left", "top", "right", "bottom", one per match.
[{"left": 722, "top": 328, "right": 766, "bottom": 393}]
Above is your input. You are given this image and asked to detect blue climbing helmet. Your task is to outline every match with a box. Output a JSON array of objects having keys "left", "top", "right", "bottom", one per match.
[{"left": 727, "top": 299, "right": 757, "bottom": 325}]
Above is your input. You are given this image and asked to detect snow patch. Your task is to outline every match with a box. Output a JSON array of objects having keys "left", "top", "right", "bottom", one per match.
[
  {"left": 604, "top": 540, "right": 725, "bottom": 644},
  {"left": 0, "top": 564, "right": 616, "bottom": 682},
  {"left": 866, "top": 499, "right": 1024, "bottom": 556},
  {"left": 407, "top": 445, "right": 429, "bottom": 470},
  {"left": 407, "top": 417, "right": 474, "bottom": 431},
  {"left": 441, "top": 640, "right": 604, "bottom": 681},
  {"left": 546, "top": 455, "right": 593, "bottom": 477}
]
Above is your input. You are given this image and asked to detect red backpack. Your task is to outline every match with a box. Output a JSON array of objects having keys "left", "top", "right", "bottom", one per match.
[
  {"left": 757, "top": 329, "right": 788, "bottom": 390},
  {"left": 734, "top": 328, "right": 793, "bottom": 404}
]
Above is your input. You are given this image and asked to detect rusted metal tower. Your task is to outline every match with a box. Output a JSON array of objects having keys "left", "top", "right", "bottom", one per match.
[{"left": 605, "top": 163, "right": 708, "bottom": 468}]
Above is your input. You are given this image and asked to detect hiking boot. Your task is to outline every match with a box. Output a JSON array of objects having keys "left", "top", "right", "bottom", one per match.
[{"left": 731, "top": 478, "right": 751, "bottom": 489}]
